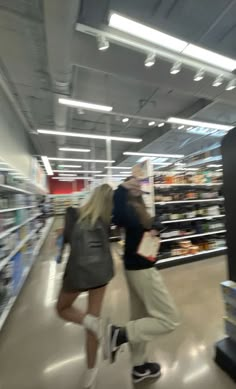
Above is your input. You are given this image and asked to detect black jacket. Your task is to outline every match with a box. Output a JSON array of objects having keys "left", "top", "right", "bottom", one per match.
[
  {"left": 63, "top": 207, "right": 78, "bottom": 244},
  {"left": 113, "top": 186, "right": 161, "bottom": 271}
]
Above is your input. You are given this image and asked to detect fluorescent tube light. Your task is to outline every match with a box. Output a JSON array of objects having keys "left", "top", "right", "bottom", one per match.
[
  {"left": 109, "top": 13, "right": 187, "bottom": 52},
  {"left": 183, "top": 44, "right": 236, "bottom": 72},
  {"left": 58, "top": 179, "right": 75, "bottom": 182},
  {"left": 167, "top": 117, "right": 234, "bottom": 131},
  {"left": 122, "top": 117, "right": 129, "bottom": 123},
  {"left": 53, "top": 176, "right": 92, "bottom": 180},
  {"left": 138, "top": 156, "right": 156, "bottom": 162},
  {"left": 59, "top": 147, "right": 90, "bottom": 152},
  {"left": 41, "top": 156, "right": 53, "bottom": 176},
  {"left": 178, "top": 125, "right": 185, "bottom": 129},
  {"left": 37, "top": 129, "right": 142, "bottom": 143},
  {"left": 158, "top": 122, "right": 165, "bottom": 127},
  {"left": 123, "top": 152, "right": 184, "bottom": 158},
  {"left": 58, "top": 98, "right": 113, "bottom": 112},
  {"left": 207, "top": 164, "right": 222, "bottom": 168},
  {"left": 108, "top": 13, "right": 236, "bottom": 72},
  {"left": 53, "top": 170, "right": 102, "bottom": 173},
  {"left": 58, "top": 174, "right": 77, "bottom": 177},
  {"left": 58, "top": 165, "right": 82, "bottom": 168},
  {"left": 95, "top": 174, "right": 129, "bottom": 177},
  {"left": 105, "top": 166, "right": 132, "bottom": 169},
  {"left": 50, "top": 157, "right": 114, "bottom": 163}
]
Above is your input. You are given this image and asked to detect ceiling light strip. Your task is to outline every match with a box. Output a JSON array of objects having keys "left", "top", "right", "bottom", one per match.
[
  {"left": 167, "top": 117, "right": 233, "bottom": 131},
  {"left": 95, "top": 174, "right": 130, "bottom": 177},
  {"left": 76, "top": 21, "right": 236, "bottom": 78},
  {"left": 59, "top": 147, "right": 91, "bottom": 152},
  {"left": 58, "top": 165, "right": 82, "bottom": 168},
  {"left": 53, "top": 170, "right": 102, "bottom": 173},
  {"left": 105, "top": 166, "right": 132, "bottom": 169},
  {"left": 41, "top": 156, "right": 53, "bottom": 176},
  {"left": 58, "top": 98, "right": 113, "bottom": 112},
  {"left": 123, "top": 152, "right": 184, "bottom": 158},
  {"left": 108, "top": 13, "right": 236, "bottom": 72},
  {"left": 37, "top": 129, "right": 142, "bottom": 143},
  {"left": 53, "top": 176, "right": 93, "bottom": 180},
  {"left": 50, "top": 157, "right": 113, "bottom": 163},
  {"left": 182, "top": 44, "right": 236, "bottom": 72},
  {"left": 109, "top": 13, "right": 188, "bottom": 52}
]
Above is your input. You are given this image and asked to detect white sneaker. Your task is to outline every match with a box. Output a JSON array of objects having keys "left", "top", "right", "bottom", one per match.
[
  {"left": 83, "top": 315, "right": 102, "bottom": 339},
  {"left": 83, "top": 367, "right": 98, "bottom": 389}
]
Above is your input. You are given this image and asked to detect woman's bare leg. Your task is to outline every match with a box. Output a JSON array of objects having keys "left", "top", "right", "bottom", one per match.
[
  {"left": 86, "top": 286, "right": 107, "bottom": 369},
  {"left": 56, "top": 289, "right": 85, "bottom": 324}
]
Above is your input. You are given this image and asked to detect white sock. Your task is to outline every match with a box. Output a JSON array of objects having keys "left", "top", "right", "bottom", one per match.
[
  {"left": 83, "top": 367, "right": 98, "bottom": 389},
  {"left": 83, "top": 314, "right": 101, "bottom": 337}
]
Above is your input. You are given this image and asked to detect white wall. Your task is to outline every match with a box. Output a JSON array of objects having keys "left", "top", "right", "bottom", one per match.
[{"left": 0, "top": 87, "right": 35, "bottom": 177}]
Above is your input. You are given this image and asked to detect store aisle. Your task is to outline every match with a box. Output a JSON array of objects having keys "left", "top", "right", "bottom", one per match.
[{"left": 0, "top": 220, "right": 235, "bottom": 389}]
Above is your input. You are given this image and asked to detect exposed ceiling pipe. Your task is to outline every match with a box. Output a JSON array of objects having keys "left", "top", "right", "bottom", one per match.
[
  {"left": 43, "top": 0, "right": 81, "bottom": 155},
  {"left": 0, "top": 63, "right": 43, "bottom": 155}
]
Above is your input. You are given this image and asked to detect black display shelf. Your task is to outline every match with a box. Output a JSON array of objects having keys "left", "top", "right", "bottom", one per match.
[
  {"left": 214, "top": 127, "right": 236, "bottom": 380},
  {"left": 215, "top": 338, "right": 236, "bottom": 382}
]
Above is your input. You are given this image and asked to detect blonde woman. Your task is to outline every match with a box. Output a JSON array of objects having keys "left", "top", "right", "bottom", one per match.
[{"left": 57, "top": 184, "right": 114, "bottom": 388}]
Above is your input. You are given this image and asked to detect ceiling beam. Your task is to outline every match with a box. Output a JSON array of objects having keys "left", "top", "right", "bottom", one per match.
[{"left": 177, "top": 97, "right": 213, "bottom": 118}]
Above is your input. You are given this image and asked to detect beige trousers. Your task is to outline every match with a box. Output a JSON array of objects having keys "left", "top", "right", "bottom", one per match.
[{"left": 125, "top": 268, "right": 180, "bottom": 366}]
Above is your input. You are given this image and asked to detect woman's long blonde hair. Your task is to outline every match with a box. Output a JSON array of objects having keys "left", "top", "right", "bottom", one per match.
[{"left": 79, "top": 184, "right": 113, "bottom": 226}]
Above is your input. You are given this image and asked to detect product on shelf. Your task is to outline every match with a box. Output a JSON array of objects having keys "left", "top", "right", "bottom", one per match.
[
  {"left": 154, "top": 170, "right": 222, "bottom": 185},
  {"left": 220, "top": 281, "right": 236, "bottom": 345},
  {"left": 0, "top": 261, "right": 12, "bottom": 314},
  {"left": 154, "top": 185, "right": 222, "bottom": 203},
  {"left": 50, "top": 193, "right": 88, "bottom": 215},
  {"left": 153, "top": 166, "right": 226, "bottom": 263},
  {"left": 156, "top": 203, "right": 224, "bottom": 222},
  {"left": 158, "top": 233, "right": 226, "bottom": 261}
]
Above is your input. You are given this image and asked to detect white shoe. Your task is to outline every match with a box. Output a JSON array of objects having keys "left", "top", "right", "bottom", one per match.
[
  {"left": 83, "top": 367, "right": 98, "bottom": 389},
  {"left": 83, "top": 315, "right": 102, "bottom": 340}
]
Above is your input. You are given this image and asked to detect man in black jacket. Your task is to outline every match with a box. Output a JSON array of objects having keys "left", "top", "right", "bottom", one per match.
[{"left": 105, "top": 177, "right": 180, "bottom": 384}]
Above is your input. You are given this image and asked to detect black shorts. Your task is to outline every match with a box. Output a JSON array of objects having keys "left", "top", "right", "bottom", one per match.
[{"left": 62, "top": 283, "right": 107, "bottom": 293}]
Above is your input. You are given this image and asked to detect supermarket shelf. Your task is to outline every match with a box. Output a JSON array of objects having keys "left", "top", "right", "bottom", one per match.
[
  {"left": 0, "top": 296, "right": 15, "bottom": 332},
  {"left": 0, "top": 217, "right": 54, "bottom": 331},
  {"left": 32, "top": 217, "right": 54, "bottom": 257},
  {"left": 156, "top": 246, "right": 227, "bottom": 269},
  {"left": 155, "top": 198, "right": 224, "bottom": 205},
  {"left": 0, "top": 230, "right": 37, "bottom": 272},
  {"left": 0, "top": 205, "right": 37, "bottom": 214},
  {"left": 155, "top": 183, "right": 222, "bottom": 187},
  {"left": 161, "top": 229, "right": 226, "bottom": 243},
  {"left": 0, "top": 213, "right": 41, "bottom": 240},
  {"left": 0, "top": 184, "right": 32, "bottom": 195},
  {"left": 162, "top": 214, "right": 225, "bottom": 224}
]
